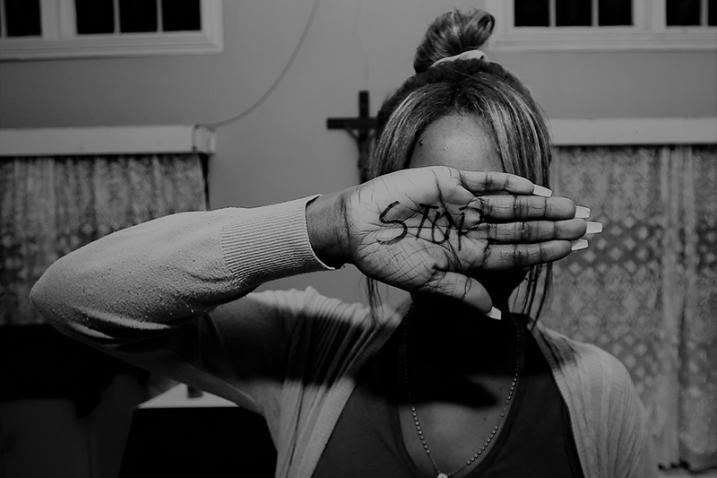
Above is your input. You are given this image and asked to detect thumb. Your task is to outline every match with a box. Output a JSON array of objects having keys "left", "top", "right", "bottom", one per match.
[{"left": 418, "top": 272, "right": 501, "bottom": 319}]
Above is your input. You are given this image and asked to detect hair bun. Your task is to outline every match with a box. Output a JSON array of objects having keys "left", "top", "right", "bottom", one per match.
[{"left": 413, "top": 9, "right": 495, "bottom": 74}]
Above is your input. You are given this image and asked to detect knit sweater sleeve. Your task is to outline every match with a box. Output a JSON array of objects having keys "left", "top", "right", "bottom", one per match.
[{"left": 29, "top": 196, "right": 338, "bottom": 413}]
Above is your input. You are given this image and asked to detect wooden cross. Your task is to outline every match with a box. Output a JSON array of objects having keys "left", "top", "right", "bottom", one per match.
[{"left": 326, "top": 90, "right": 377, "bottom": 170}]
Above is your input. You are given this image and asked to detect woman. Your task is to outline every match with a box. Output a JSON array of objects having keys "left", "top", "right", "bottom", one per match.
[{"left": 30, "top": 9, "right": 656, "bottom": 478}]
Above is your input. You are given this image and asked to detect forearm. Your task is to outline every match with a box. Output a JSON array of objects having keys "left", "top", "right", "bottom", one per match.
[{"left": 30, "top": 196, "right": 332, "bottom": 344}]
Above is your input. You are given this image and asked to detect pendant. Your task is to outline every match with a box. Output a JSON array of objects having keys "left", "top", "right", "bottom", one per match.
[{"left": 437, "top": 474, "right": 448, "bottom": 478}]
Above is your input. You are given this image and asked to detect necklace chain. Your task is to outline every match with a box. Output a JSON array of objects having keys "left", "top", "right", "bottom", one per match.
[{"left": 401, "top": 315, "right": 522, "bottom": 478}]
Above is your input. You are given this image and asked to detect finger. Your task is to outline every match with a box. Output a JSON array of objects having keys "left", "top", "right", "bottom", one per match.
[
  {"left": 458, "top": 171, "right": 549, "bottom": 197},
  {"left": 474, "top": 240, "right": 575, "bottom": 270},
  {"left": 417, "top": 271, "right": 496, "bottom": 316},
  {"left": 467, "top": 219, "right": 588, "bottom": 243},
  {"left": 472, "top": 195, "right": 577, "bottom": 221}
]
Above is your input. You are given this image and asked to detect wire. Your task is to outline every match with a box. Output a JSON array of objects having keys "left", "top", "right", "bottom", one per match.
[{"left": 201, "top": 0, "right": 321, "bottom": 129}]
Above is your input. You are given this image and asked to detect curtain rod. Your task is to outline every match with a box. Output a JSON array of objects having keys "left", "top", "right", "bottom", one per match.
[
  {"left": 549, "top": 118, "right": 717, "bottom": 146},
  {"left": 0, "top": 125, "right": 215, "bottom": 157}
]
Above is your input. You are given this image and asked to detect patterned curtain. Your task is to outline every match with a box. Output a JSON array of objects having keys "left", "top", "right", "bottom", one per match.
[
  {"left": 0, "top": 153, "right": 208, "bottom": 326},
  {"left": 543, "top": 145, "right": 717, "bottom": 471}
]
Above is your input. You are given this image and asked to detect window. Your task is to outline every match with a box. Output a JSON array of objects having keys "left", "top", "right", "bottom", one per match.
[
  {"left": 484, "top": 0, "right": 717, "bottom": 50},
  {"left": 1, "top": 0, "right": 42, "bottom": 37},
  {"left": 0, "top": 0, "right": 222, "bottom": 60},
  {"left": 665, "top": 0, "right": 717, "bottom": 26},
  {"left": 514, "top": 0, "right": 633, "bottom": 27},
  {"left": 73, "top": 0, "right": 201, "bottom": 35}
]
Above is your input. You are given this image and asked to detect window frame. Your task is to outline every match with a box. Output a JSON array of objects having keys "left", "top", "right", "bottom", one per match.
[
  {"left": 0, "top": 0, "right": 222, "bottom": 60},
  {"left": 484, "top": 0, "right": 717, "bottom": 50}
]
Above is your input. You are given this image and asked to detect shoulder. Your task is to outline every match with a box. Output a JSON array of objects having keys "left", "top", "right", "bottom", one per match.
[
  {"left": 534, "top": 326, "right": 658, "bottom": 477},
  {"left": 245, "top": 287, "right": 399, "bottom": 326},
  {"left": 534, "top": 325, "right": 633, "bottom": 395},
  {"left": 211, "top": 286, "right": 369, "bottom": 321},
  {"left": 220, "top": 287, "right": 403, "bottom": 349}
]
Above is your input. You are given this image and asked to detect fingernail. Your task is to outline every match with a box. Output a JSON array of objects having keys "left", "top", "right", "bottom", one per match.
[
  {"left": 571, "top": 239, "right": 589, "bottom": 251},
  {"left": 575, "top": 206, "right": 591, "bottom": 219},
  {"left": 533, "top": 185, "right": 552, "bottom": 197},
  {"left": 586, "top": 221, "right": 603, "bottom": 234},
  {"left": 487, "top": 307, "right": 502, "bottom": 320}
]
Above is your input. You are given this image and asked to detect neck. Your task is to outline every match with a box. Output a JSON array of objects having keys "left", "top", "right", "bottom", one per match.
[
  {"left": 396, "top": 294, "right": 523, "bottom": 407},
  {"left": 404, "top": 294, "right": 519, "bottom": 377}
]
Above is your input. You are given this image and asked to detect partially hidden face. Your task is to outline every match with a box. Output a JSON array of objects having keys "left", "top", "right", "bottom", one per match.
[
  {"left": 408, "top": 113, "right": 503, "bottom": 172},
  {"left": 408, "top": 112, "right": 529, "bottom": 302}
]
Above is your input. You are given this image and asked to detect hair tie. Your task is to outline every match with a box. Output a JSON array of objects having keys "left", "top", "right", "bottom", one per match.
[{"left": 431, "top": 49, "right": 488, "bottom": 68}]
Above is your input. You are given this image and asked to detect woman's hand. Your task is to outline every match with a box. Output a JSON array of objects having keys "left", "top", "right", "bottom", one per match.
[{"left": 308, "top": 166, "right": 589, "bottom": 314}]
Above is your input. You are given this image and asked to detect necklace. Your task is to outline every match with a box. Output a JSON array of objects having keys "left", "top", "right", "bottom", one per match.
[{"left": 400, "top": 315, "right": 523, "bottom": 478}]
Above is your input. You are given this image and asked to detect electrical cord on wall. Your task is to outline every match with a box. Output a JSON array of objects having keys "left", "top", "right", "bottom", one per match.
[{"left": 200, "top": 0, "right": 321, "bottom": 130}]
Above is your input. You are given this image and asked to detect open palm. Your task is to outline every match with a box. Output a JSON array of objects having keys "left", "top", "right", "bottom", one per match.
[{"left": 342, "top": 167, "right": 586, "bottom": 312}]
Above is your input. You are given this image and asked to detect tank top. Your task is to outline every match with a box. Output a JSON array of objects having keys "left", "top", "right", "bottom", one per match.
[{"left": 313, "top": 318, "right": 585, "bottom": 477}]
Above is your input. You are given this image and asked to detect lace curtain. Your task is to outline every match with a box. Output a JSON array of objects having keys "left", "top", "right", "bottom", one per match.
[
  {"left": 0, "top": 153, "right": 207, "bottom": 326},
  {"left": 543, "top": 145, "right": 717, "bottom": 471}
]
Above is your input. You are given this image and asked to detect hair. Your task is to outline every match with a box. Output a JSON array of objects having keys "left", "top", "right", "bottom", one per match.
[{"left": 363, "top": 9, "right": 553, "bottom": 322}]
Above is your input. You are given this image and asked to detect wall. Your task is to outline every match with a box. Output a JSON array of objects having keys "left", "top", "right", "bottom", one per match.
[{"left": 1, "top": 0, "right": 716, "bottom": 304}]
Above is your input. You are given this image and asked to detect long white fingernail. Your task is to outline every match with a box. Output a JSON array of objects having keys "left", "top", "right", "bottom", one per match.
[
  {"left": 586, "top": 221, "right": 603, "bottom": 234},
  {"left": 533, "top": 185, "right": 552, "bottom": 197},
  {"left": 487, "top": 307, "right": 502, "bottom": 320},
  {"left": 575, "top": 206, "right": 591, "bottom": 219},
  {"left": 571, "top": 239, "right": 589, "bottom": 251}
]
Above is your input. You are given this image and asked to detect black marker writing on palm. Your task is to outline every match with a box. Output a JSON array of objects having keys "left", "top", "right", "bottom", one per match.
[{"left": 377, "top": 201, "right": 483, "bottom": 250}]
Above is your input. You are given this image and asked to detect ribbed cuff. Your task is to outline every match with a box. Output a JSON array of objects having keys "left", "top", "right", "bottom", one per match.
[{"left": 220, "top": 195, "right": 335, "bottom": 284}]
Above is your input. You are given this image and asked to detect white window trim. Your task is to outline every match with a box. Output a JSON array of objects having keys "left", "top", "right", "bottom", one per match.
[
  {"left": 484, "top": 0, "right": 717, "bottom": 51},
  {"left": 0, "top": 0, "right": 222, "bottom": 60},
  {"left": 548, "top": 118, "right": 717, "bottom": 145},
  {"left": 0, "top": 126, "right": 216, "bottom": 157}
]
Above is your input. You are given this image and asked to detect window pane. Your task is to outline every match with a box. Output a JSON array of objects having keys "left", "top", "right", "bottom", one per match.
[
  {"left": 120, "top": 0, "right": 158, "bottom": 33},
  {"left": 556, "top": 0, "right": 592, "bottom": 26},
  {"left": 514, "top": 0, "right": 550, "bottom": 26},
  {"left": 5, "top": 0, "right": 41, "bottom": 37},
  {"left": 666, "top": 0, "right": 701, "bottom": 25},
  {"left": 76, "top": 0, "right": 115, "bottom": 34},
  {"left": 709, "top": 0, "right": 717, "bottom": 25},
  {"left": 599, "top": 0, "right": 633, "bottom": 26},
  {"left": 161, "top": 0, "right": 201, "bottom": 31}
]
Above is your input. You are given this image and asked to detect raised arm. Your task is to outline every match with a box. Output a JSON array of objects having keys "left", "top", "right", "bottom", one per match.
[
  {"left": 29, "top": 196, "right": 336, "bottom": 411},
  {"left": 30, "top": 196, "right": 329, "bottom": 344},
  {"left": 30, "top": 166, "right": 588, "bottom": 411}
]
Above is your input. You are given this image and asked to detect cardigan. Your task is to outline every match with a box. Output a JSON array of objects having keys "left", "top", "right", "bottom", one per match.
[
  {"left": 312, "top": 317, "right": 585, "bottom": 477},
  {"left": 29, "top": 196, "right": 658, "bottom": 478}
]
